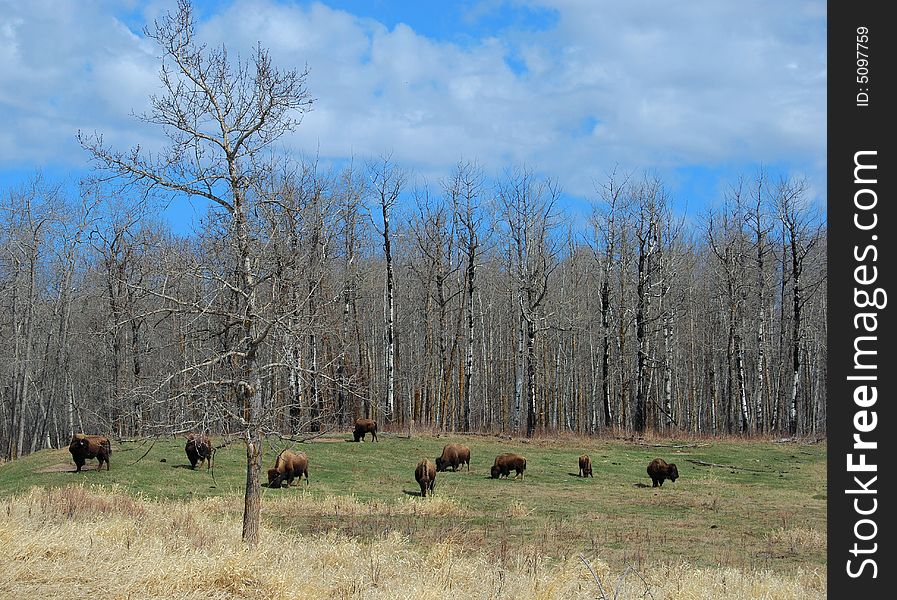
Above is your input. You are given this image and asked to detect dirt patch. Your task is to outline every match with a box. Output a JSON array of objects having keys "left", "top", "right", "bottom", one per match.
[{"left": 37, "top": 462, "right": 100, "bottom": 473}]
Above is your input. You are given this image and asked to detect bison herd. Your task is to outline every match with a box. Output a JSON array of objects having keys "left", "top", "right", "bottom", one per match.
[{"left": 67, "top": 417, "right": 680, "bottom": 494}]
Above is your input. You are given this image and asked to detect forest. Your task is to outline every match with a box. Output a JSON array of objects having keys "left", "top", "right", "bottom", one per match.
[
  {"left": 0, "top": 2, "right": 827, "bottom": 465},
  {"left": 0, "top": 158, "right": 826, "bottom": 458}
]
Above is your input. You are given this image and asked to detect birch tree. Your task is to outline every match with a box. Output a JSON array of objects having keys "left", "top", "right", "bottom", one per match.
[
  {"left": 776, "top": 178, "right": 823, "bottom": 435},
  {"left": 369, "top": 156, "right": 405, "bottom": 426},
  {"left": 448, "top": 161, "right": 485, "bottom": 432}
]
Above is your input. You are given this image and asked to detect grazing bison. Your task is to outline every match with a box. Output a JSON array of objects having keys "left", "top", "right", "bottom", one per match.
[
  {"left": 579, "top": 454, "right": 593, "bottom": 477},
  {"left": 415, "top": 458, "right": 437, "bottom": 497},
  {"left": 185, "top": 433, "right": 214, "bottom": 470},
  {"left": 267, "top": 449, "right": 309, "bottom": 488},
  {"left": 647, "top": 458, "right": 679, "bottom": 487},
  {"left": 490, "top": 453, "right": 526, "bottom": 479},
  {"left": 69, "top": 434, "right": 111, "bottom": 472},
  {"left": 353, "top": 418, "right": 378, "bottom": 442},
  {"left": 435, "top": 443, "right": 471, "bottom": 472}
]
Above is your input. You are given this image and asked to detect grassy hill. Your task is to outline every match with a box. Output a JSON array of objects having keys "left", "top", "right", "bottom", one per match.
[{"left": 0, "top": 432, "right": 826, "bottom": 578}]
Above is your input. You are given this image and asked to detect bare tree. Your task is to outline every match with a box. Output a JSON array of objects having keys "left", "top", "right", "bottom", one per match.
[
  {"left": 706, "top": 187, "right": 750, "bottom": 433},
  {"left": 369, "top": 156, "right": 405, "bottom": 427},
  {"left": 591, "top": 168, "right": 630, "bottom": 429},
  {"left": 744, "top": 169, "right": 774, "bottom": 433},
  {"left": 497, "top": 168, "right": 560, "bottom": 437},
  {"left": 775, "top": 178, "right": 823, "bottom": 435},
  {"left": 79, "top": 0, "right": 312, "bottom": 545},
  {"left": 629, "top": 178, "right": 665, "bottom": 434},
  {"left": 448, "top": 161, "right": 486, "bottom": 432},
  {"left": 410, "top": 186, "right": 458, "bottom": 430},
  {"left": 335, "top": 163, "right": 367, "bottom": 428},
  {"left": 2, "top": 177, "right": 59, "bottom": 458}
]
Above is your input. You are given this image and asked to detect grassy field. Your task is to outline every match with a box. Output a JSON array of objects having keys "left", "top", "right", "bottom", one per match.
[{"left": 0, "top": 432, "right": 826, "bottom": 598}]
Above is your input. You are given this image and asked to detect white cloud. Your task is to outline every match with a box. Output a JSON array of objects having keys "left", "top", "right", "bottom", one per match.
[
  {"left": 0, "top": 0, "right": 162, "bottom": 164},
  {"left": 0, "top": 0, "right": 826, "bottom": 202}
]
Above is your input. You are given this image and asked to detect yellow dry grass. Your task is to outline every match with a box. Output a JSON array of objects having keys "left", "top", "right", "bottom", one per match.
[
  {"left": 265, "top": 491, "right": 467, "bottom": 520},
  {"left": 0, "top": 485, "right": 825, "bottom": 599}
]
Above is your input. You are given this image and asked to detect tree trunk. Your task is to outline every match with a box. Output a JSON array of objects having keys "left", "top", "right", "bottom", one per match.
[
  {"left": 241, "top": 425, "right": 263, "bottom": 545},
  {"left": 789, "top": 244, "right": 802, "bottom": 435},
  {"left": 382, "top": 204, "right": 396, "bottom": 422}
]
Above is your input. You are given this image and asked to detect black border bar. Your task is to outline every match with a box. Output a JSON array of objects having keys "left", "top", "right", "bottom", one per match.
[{"left": 828, "top": 2, "right": 895, "bottom": 597}]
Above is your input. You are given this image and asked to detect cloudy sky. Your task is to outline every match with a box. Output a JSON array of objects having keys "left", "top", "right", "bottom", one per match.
[{"left": 0, "top": 0, "right": 826, "bottom": 230}]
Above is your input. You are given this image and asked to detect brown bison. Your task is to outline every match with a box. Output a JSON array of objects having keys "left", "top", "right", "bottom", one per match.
[
  {"left": 267, "top": 449, "right": 309, "bottom": 488},
  {"left": 353, "top": 418, "right": 378, "bottom": 442},
  {"left": 415, "top": 458, "right": 437, "bottom": 497},
  {"left": 647, "top": 458, "right": 679, "bottom": 487},
  {"left": 69, "top": 434, "right": 111, "bottom": 472},
  {"left": 490, "top": 453, "right": 526, "bottom": 479},
  {"left": 185, "top": 433, "right": 214, "bottom": 470},
  {"left": 435, "top": 443, "right": 471, "bottom": 472},
  {"left": 578, "top": 454, "right": 593, "bottom": 477}
]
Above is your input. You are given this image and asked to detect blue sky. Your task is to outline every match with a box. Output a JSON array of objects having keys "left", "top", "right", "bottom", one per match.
[{"left": 0, "top": 0, "right": 826, "bottom": 234}]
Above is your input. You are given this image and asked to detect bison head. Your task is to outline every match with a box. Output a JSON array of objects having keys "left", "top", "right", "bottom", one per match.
[
  {"left": 667, "top": 463, "right": 679, "bottom": 482},
  {"left": 435, "top": 457, "right": 446, "bottom": 472},
  {"left": 490, "top": 465, "right": 500, "bottom": 479},
  {"left": 72, "top": 437, "right": 89, "bottom": 451},
  {"left": 267, "top": 468, "right": 283, "bottom": 487}
]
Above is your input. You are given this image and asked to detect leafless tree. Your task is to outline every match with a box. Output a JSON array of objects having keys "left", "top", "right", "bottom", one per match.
[
  {"left": 368, "top": 156, "right": 405, "bottom": 427},
  {"left": 448, "top": 161, "right": 486, "bottom": 432},
  {"left": 497, "top": 167, "right": 560, "bottom": 437},
  {"left": 775, "top": 178, "right": 824, "bottom": 435},
  {"left": 79, "top": 0, "right": 312, "bottom": 545}
]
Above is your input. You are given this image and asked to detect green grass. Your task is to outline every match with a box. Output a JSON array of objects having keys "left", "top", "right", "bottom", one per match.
[{"left": 0, "top": 432, "right": 826, "bottom": 574}]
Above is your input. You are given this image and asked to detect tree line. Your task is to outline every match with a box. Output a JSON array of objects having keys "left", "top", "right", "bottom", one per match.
[{"left": 0, "top": 160, "right": 826, "bottom": 458}]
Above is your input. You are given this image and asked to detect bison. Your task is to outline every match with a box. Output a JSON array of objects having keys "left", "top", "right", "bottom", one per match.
[
  {"left": 185, "top": 433, "right": 214, "bottom": 470},
  {"left": 69, "top": 434, "right": 111, "bottom": 472},
  {"left": 490, "top": 453, "right": 526, "bottom": 479},
  {"left": 415, "top": 458, "right": 437, "bottom": 497},
  {"left": 353, "top": 418, "right": 378, "bottom": 442},
  {"left": 578, "top": 454, "right": 593, "bottom": 477},
  {"left": 435, "top": 443, "right": 470, "bottom": 472},
  {"left": 647, "top": 458, "right": 679, "bottom": 487},
  {"left": 267, "top": 449, "right": 309, "bottom": 488}
]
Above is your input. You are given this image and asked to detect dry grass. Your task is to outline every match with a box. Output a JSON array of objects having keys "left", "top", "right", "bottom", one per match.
[
  {"left": 767, "top": 527, "right": 827, "bottom": 554},
  {"left": 264, "top": 491, "right": 467, "bottom": 520},
  {"left": 0, "top": 485, "right": 825, "bottom": 599}
]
